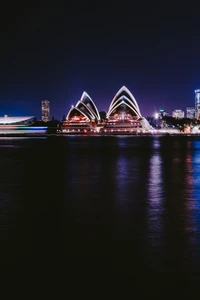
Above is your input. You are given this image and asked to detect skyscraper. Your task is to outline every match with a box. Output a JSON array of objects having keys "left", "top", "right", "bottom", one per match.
[
  {"left": 42, "top": 100, "right": 50, "bottom": 122},
  {"left": 195, "top": 89, "right": 200, "bottom": 119},
  {"left": 186, "top": 107, "right": 195, "bottom": 119},
  {"left": 158, "top": 109, "right": 169, "bottom": 118}
]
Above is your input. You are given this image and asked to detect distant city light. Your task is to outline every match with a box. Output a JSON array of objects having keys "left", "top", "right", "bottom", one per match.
[
  {"left": 154, "top": 112, "right": 159, "bottom": 119},
  {"left": 195, "top": 90, "right": 200, "bottom": 119}
]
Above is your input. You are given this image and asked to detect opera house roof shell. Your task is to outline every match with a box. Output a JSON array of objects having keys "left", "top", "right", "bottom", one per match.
[
  {"left": 107, "top": 86, "right": 142, "bottom": 119},
  {"left": 0, "top": 115, "right": 34, "bottom": 124},
  {"left": 66, "top": 91, "right": 100, "bottom": 122}
]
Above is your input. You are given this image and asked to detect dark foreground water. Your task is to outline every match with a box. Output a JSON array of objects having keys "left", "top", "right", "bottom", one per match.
[{"left": 1, "top": 135, "right": 200, "bottom": 296}]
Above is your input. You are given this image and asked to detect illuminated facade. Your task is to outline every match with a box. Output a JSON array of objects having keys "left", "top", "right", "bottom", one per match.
[
  {"left": 107, "top": 86, "right": 142, "bottom": 120},
  {"left": 42, "top": 100, "right": 50, "bottom": 122},
  {"left": 61, "top": 92, "right": 100, "bottom": 133},
  {"left": 195, "top": 90, "right": 200, "bottom": 119},
  {"left": 172, "top": 109, "right": 184, "bottom": 119},
  {"left": 158, "top": 109, "right": 169, "bottom": 118},
  {"left": 186, "top": 107, "right": 195, "bottom": 119},
  {"left": 0, "top": 115, "right": 44, "bottom": 134},
  {"left": 0, "top": 115, "right": 34, "bottom": 124},
  {"left": 103, "top": 86, "right": 151, "bottom": 133},
  {"left": 62, "top": 86, "right": 152, "bottom": 134}
]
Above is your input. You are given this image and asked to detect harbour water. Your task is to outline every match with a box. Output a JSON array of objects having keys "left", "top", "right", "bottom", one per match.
[{"left": 1, "top": 135, "right": 200, "bottom": 296}]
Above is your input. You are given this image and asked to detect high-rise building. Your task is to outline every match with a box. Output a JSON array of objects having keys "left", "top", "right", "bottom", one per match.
[
  {"left": 154, "top": 109, "right": 168, "bottom": 119},
  {"left": 42, "top": 100, "right": 50, "bottom": 122},
  {"left": 158, "top": 109, "right": 169, "bottom": 118},
  {"left": 172, "top": 109, "right": 184, "bottom": 119},
  {"left": 186, "top": 107, "right": 195, "bottom": 119},
  {"left": 195, "top": 89, "right": 200, "bottom": 119}
]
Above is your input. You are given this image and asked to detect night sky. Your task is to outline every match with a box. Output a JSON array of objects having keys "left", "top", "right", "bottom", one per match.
[{"left": 0, "top": 1, "right": 200, "bottom": 119}]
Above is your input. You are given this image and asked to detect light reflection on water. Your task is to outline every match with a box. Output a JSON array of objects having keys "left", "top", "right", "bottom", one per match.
[
  {"left": 1, "top": 136, "right": 200, "bottom": 292},
  {"left": 183, "top": 141, "right": 196, "bottom": 248},
  {"left": 115, "top": 154, "right": 140, "bottom": 206},
  {"left": 190, "top": 140, "right": 200, "bottom": 265},
  {"left": 148, "top": 146, "right": 163, "bottom": 249},
  {"left": 112, "top": 136, "right": 200, "bottom": 275}
]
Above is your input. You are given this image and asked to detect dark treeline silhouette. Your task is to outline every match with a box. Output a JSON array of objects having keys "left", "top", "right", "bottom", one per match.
[
  {"left": 31, "top": 117, "right": 61, "bottom": 134},
  {"left": 162, "top": 116, "right": 200, "bottom": 127},
  {"left": 147, "top": 115, "right": 200, "bottom": 131}
]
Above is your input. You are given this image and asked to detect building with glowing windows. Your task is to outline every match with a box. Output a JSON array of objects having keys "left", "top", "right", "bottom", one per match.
[
  {"left": 61, "top": 92, "right": 101, "bottom": 133},
  {"left": 172, "top": 109, "right": 185, "bottom": 119},
  {"left": 42, "top": 100, "right": 50, "bottom": 122},
  {"left": 195, "top": 90, "right": 200, "bottom": 119},
  {"left": 186, "top": 107, "right": 195, "bottom": 119}
]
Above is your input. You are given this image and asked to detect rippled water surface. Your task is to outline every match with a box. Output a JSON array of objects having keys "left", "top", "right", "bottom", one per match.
[{"left": 1, "top": 135, "right": 200, "bottom": 296}]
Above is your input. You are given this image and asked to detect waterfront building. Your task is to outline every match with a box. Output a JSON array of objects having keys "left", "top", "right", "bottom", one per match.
[
  {"left": 195, "top": 89, "right": 200, "bottom": 119},
  {"left": 42, "top": 100, "right": 50, "bottom": 122},
  {"left": 172, "top": 109, "right": 185, "bottom": 119},
  {"left": 0, "top": 115, "right": 44, "bottom": 134},
  {"left": 61, "top": 92, "right": 100, "bottom": 133},
  {"left": 0, "top": 115, "right": 34, "bottom": 124},
  {"left": 62, "top": 86, "right": 152, "bottom": 134},
  {"left": 102, "top": 86, "right": 152, "bottom": 133},
  {"left": 186, "top": 107, "right": 195, "bottom": 119}
]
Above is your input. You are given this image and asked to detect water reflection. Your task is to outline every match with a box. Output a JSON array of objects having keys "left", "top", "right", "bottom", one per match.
[
  {"left": 148, "top": 144, "right": 163, "bottom": 249},
  {"left": 2, "top": 135, "right": 200, "bottom": 290},
  {"left": 190, "top": 139, "right": 200, "bottom": 268},
  {"left": 183, "top": 141, "right": 195, "bottom": 244},
  {"left": 114, "top": 137, "right": 152, "bottom": 209},
  {"left": 63, "top": 138, "right": 115, "bottom": 257},
  {"left": 145, "top": 137, "right": 200, "bottom": 274},
  {"left": 113, "top": 137, "right": 153, "bottom": 272},
  {"left": 115, "top": 153, "right": 140, "bottom": 207}
]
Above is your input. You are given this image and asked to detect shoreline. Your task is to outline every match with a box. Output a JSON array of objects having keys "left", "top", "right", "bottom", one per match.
[{"left": 0, "top": 132, "right": 199, "bottom": 137}]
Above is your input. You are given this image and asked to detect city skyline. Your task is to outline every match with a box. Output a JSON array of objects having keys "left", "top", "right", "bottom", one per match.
[
  {"left": 0, "top": 86, "right": 198, "bottom": 120},
  {"left": 1, "top": 2, "right": 200, "bottom": 118}
]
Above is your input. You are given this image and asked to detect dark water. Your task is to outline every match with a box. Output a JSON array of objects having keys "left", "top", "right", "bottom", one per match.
[{"left": 1, "top": 135, "right": 200, "bottom": 296}]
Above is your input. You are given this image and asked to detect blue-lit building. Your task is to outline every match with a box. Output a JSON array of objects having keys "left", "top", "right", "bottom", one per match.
[
  {"left": 186, "top": 107, "right": 195, "bottom": 119},
  {"left": 195, "top": 90, "right": 200, "bottom": 119}
]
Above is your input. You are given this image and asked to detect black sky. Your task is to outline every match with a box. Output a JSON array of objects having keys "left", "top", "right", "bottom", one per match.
[{"left": 0, "top": 0, "right": 200, "bottom": 118}]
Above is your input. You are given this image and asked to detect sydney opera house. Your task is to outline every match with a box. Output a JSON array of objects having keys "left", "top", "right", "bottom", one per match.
[{"left": 61, "top": 86, "right": 152, "bottom": 134}]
